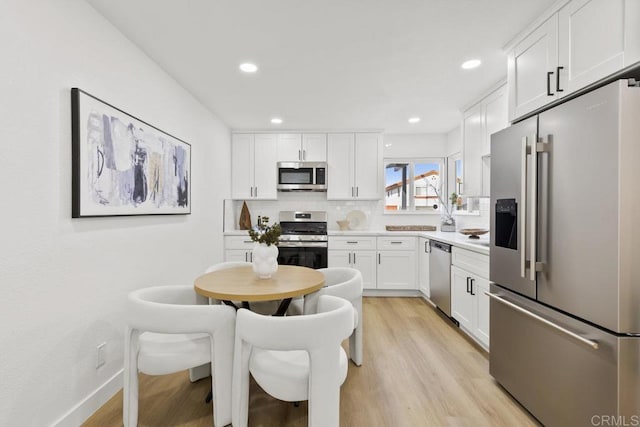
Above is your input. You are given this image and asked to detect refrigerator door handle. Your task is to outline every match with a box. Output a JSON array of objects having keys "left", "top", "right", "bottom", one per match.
[
  {"left": 485, "top": 292, "right": 599, "bottom": 350},
  {"left": 530, "top": 134, "right": 538, "bottom": 281},
  {"left": 520, "top": 136, "right": 528, "bottom": 278}
]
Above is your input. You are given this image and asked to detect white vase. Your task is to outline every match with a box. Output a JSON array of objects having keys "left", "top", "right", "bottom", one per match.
[{"left": 252, "top": 243, "right": 279, "bottom": 279}]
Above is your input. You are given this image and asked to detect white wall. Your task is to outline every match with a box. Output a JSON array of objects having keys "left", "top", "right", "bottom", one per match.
[
  {"left": 0, "top": 1, "right": 230, "bottom": 425},
  {"left": 383, "top": 133, "right": 448, "bottom": 158},
  {"left": 446, "top": 126, "right": 462, "bottom": 157}
]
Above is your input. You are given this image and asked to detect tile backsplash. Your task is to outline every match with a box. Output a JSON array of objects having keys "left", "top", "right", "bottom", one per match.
[{"left": 224, "top": 193, "right": 490, "bottom": 232}]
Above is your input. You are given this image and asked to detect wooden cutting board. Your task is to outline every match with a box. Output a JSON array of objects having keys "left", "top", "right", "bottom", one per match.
[{"left": 385, "top": 225, "right": 437, "bottom": 231}]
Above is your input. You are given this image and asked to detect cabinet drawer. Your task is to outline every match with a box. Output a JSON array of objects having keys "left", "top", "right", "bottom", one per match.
[
  {"left": 376, "top": 236, "right": 416, "bottom": 251},
  {"left": 224, "top": 235, "right": 255, "bottom": 250},
  {"left": 329, "top": 236, "right": 377, "bottom": 250},
  {"left": 452, "top": 247, "right": 489, "bottom": 279}
]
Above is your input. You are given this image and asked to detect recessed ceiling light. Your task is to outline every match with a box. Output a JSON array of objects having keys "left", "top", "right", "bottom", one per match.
[
  {"left": 461, "top": 59, "right": 481, "bottom": 70},
  {"left": 408, "top": 117, "right": 421, "bottom": 124},
  {"left": 239, "top": 63, "right": 258, "bottom": 73},
  {"left": 271, "top": 117, "right": 283, "bottom": 124}
]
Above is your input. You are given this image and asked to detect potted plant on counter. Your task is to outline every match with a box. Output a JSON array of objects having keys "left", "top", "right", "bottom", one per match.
[
  {"left": 248, "top": 216, "right": 281, "bottom": 278},
  {"left": 429, "top": 184, "right": 456, "bottom": 232}
]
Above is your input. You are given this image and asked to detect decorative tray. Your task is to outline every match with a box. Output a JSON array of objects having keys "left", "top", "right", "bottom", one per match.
[
  {"left": 459, "top": 228, "right": 489, "bottom": 239},
  {"left": 385, "top": 225, "right": 437, "bottom": 231}
]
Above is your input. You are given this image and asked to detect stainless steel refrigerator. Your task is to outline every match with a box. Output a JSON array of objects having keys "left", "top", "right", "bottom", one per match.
[{"left": 489, "top": 79, "right": 640, "bottom": 426}]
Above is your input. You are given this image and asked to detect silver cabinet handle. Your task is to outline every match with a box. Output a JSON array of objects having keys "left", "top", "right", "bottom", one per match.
[
  {"left": 520, "top": 136, "right": 527, "bottom": 279},
  {"left": 390, "top": 241, "right": 402, "bottom": 244},
  {"left": 353, "top": 252, "right": 356, "bottom": 264},
  {"left": 348, "top": 253, "right": 352, "bottom": 264},
  {"left": 485, "top": 292, "right": 599, "bottom": 350},
  {"left": 255, "top": 187, "right": 258, "bottom": 198},
  {"left": 356, "top": 187, "right": 359, "bottom": 197},
  {"left": 378, "top": 253, "right": 381, "bottom": 264},
  {"left": 303, "top": 149, "right": 306, "bottom": 160}
]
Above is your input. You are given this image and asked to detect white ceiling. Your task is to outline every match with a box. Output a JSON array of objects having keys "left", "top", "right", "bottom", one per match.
[{"left": 86, "top": 0, "right": 555, "bottom": 134}]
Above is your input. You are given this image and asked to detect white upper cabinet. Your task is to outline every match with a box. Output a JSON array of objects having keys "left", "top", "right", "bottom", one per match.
[
  {"left": 327, "top": 133, "right": 381, "bottom": 200},
  {"left": 483, "top": 85, "right": 509, "bottom": 156},
  {"left": 276, "top": 133, "right": 302, "bottom": 162},
  {"left": 508, "top": 0, "right": 640, "bottom": 121},
  {"left": 354, "top": 133, "right": 381, "bottom": 199},
  {"left": 231, "top": 133, "right": 278, "bottom": 200},
  {"left": 326, "top": 133, "right": 354, "bottom": 199},
  {"left": 462, "top": 84, "right": 508, "bottom": 196},
  {"left": 301, "top": 133, "right": 327, "bottom": 161},
  {"left": 277, "top": 133, "right": 327, "bottom": 162},
  {"left": 231, "top": 134, "right": 253, "bottom": 200},
  {"left": 558, "top": 0, "right": 627, "bottom": 93},
  {"left": 508, "top": 14, "right": 559, "bottom": 121},
  {"left": 462, "top": 103, "right": 484, "bottom": 197}
]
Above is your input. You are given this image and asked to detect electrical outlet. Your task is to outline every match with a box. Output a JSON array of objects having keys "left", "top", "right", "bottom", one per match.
[{"left": 96, "top": 342, "right": 106, "bottom": 369}]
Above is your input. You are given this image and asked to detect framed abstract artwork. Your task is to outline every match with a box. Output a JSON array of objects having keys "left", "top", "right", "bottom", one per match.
[{"left": 71, "top": 88, "right": 191, "bottom": 217}]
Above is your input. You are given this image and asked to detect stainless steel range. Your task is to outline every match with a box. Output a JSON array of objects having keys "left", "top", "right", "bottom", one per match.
[{"left": 278, "top": 211, "right": 328, "bottom": 269}]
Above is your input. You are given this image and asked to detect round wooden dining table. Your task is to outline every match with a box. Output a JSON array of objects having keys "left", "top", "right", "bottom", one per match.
[{"left": 194, "top": 265, "right": 325, "bottom": 316}]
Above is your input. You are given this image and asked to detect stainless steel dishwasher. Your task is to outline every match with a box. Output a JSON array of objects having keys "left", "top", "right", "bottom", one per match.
[{"left": 429, "top": 240, "right": 452, "bottom": 317}]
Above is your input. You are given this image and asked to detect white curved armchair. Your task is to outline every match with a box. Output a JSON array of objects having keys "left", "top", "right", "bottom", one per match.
[
  {"left": 303, "top": 267, "right": 364, "bottom": 366},
  {"left": 232, "top": 295, "right": 354, "bottom": 427},
  {"left": 124, "top": 285, "right": 236, "bottom": 427}
]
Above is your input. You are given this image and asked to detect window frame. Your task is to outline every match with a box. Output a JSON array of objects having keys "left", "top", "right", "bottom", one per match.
[{"left": 383, "top": 157, "right": 446, "bottom": 214}]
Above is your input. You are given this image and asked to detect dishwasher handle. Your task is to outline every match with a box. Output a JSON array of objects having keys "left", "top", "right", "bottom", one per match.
[{"left": 430, "top": 240, "right": 451, "bottom": 252}]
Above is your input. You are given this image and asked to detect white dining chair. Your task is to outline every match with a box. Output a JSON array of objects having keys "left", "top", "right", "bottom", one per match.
[
  {"left": 123, "top": 285, "right": 236, "bottom": 427},
  {"left": 303, "top": 267, "right": 364, "bottom": 366},
  {"left": 232, "top": 295, "right": 354, "bottom": 427}
]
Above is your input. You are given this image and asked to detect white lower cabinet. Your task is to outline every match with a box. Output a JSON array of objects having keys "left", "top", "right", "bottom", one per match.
[
  {"left": 377, "top": 250, "right": 416, "bottom": 290},
  {"left": 328, "top": 250, "right": 377, "bottom": 289},
  {"left": 225, "top": 249, "right": 253, "bottom": 263},
  {"left": 451, "top": 247, "right": 490, "bottom": 350},
  {"left": 418, "top": 237, "right": 430, "bottom": 297},
  {"left": 328, "top": 236, "right": 377, "bottom": 289},
  {"left": 328, "top": 235, "right": 417, "bottom": 290},
  {"left": 224, "top": 236, "right": 255, "bottom": 263},
  {"left": 376, "top": 236, "right": 417, "bottom": 290}
]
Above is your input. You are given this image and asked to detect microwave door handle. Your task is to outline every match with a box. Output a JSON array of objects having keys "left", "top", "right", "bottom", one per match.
[{"left": 520, "top": 136, "right": 527, "bottom": 279}]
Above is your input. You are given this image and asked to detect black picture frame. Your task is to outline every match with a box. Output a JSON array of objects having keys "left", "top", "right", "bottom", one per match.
[{"left": 71, "top": 88, "right": 191, "bottom": 217}]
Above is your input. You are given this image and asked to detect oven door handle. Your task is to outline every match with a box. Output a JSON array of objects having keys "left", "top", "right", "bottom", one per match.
[{"left": 277, "top": 242, "right": 328, "bottom": 248}]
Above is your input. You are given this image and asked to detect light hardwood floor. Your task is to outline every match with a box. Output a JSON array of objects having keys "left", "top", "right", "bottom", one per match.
[{"left": 83, "top": 297, "right": 539, "bottom": 427}]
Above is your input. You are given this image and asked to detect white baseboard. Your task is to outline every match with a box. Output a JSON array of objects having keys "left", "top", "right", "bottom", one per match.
[
  {"left": 52, "top": 369, "right": 123, "bottom": 427},
  {"left": 362, "top": 289, "right": 422, "bottom": 297}
]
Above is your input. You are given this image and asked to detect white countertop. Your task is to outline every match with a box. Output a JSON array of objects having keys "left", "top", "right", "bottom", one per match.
[{"left": 224, "top": 229, "right": 490, "bottom": 255}]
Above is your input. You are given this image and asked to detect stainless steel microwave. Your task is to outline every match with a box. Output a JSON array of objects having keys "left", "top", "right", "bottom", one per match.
[{"left": 277, "top": 161, "right": 327, "bottom": 191}]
